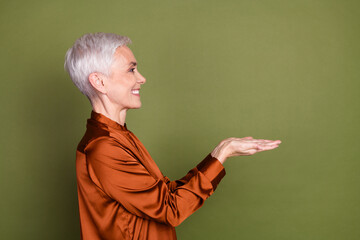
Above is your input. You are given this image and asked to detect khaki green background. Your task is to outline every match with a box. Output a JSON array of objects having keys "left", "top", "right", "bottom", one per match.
[{"left": 1, "top": 0, "right": 359, "bottom": 239}]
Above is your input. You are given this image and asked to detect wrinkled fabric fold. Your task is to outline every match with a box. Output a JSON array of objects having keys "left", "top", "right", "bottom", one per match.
[{"left": 76, "top": 111, "right": 226, "bottom": 239}]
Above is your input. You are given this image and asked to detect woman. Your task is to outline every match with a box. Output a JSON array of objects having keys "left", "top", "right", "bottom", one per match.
[{"left": 64, "top": 33, "right": 281, "bottom": 239}]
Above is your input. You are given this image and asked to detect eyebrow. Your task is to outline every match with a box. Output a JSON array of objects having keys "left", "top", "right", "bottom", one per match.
[{"left": 129, "top": 61, "right": 137, "bottom": 67}]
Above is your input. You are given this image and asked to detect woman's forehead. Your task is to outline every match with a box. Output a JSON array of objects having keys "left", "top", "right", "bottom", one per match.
[{"left": 114, "top": 46, "right": 136, "bottom": 65}]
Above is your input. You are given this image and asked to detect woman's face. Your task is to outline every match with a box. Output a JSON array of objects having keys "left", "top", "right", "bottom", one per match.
[{"left": 105, "top": 46, "right": 146, "bottom": 110}]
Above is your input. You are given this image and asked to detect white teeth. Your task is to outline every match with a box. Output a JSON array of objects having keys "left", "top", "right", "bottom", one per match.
[{"left": 132, "top": 90, "right": 139, "bottom": 94}]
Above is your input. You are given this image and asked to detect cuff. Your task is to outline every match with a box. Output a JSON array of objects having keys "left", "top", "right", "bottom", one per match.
[{"left": 196, "top": 154, "right": 226, "bottom": 191}]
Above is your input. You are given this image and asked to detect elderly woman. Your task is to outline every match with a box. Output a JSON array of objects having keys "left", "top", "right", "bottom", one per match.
[{"left": 64, "top": 33, "right": 281, "bottom": 240}]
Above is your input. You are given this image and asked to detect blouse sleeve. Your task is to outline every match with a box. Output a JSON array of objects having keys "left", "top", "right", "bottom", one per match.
[{"left": 85, "top": 136, "right": 226, "bottom": 227}]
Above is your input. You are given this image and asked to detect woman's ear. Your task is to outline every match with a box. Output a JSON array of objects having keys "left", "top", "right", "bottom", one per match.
[{"left": 88, "top": 72, "right": 107, "bottom": 94}]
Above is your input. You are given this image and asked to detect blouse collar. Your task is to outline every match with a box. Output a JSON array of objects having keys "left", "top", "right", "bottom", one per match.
[{"left": 90, "top": 111, "right": 129, "bottom": 131}]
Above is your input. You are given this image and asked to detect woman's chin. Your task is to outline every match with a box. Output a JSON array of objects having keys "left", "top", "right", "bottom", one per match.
[{"left": 131, "top": 102, "right": 142, "bottom": 109}]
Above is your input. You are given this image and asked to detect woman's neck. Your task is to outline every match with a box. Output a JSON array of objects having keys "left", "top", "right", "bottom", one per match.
[{"left": 91, "top": 98, "right": 127, "bottom": 126}]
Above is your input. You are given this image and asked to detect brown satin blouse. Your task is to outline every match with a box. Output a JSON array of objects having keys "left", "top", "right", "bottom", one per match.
[{"left": 76, "top": 111, "right": 226, "bottom": 239}]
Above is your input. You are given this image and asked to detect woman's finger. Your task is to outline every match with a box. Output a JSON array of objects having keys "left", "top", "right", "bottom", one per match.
[
  {"left": 257, "top": 144, "right": 279, "bottom": 151},
  {"left": 257, "top": 140, "right": 281, "bottom": 144},
  {"left": 241, "top": 136, "right": 253, "bottom": 140},
  {"left": 244, "top": 149, "right": 258, "bottom": 155},
  {"left": 243, "top": 139, "right": 281, "bottom": 144}
]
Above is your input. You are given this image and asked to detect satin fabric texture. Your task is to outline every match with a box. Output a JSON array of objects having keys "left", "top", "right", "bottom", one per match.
[{"left": 76, "top": 111, "right": 226, "bottom": 239}]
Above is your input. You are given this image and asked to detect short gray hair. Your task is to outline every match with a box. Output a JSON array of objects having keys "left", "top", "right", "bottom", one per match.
[{"left": 64, "top": 33, "right": 131, "bottom": 99}]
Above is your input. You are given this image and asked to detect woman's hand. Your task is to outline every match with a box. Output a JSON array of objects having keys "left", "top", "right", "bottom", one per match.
[{"left": 211, "top": 137, "right": 281, "bottom": 164}]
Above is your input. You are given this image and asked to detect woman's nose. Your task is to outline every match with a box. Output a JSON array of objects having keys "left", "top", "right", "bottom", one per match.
[{"left": 137, "top": 72, "right": 146, "bottom": 84}]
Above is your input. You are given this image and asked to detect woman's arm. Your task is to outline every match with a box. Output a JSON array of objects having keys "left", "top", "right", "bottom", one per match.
[{"left": 85, "top": 137, "right": 225, "bottom": 227}]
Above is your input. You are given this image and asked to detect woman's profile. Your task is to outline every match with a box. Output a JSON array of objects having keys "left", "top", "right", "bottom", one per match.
[{"left": 64, "top": 32, "right": 281, "bottom": 239}]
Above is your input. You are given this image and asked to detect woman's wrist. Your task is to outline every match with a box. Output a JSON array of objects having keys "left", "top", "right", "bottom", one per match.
[{"left": 211, "top": 144, "right": 230, "bottom": 165}]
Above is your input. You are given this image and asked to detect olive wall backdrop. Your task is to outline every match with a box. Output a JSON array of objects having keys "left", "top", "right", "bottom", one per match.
[{"left": 1, "top": 0, "right": 359, "bottom": 239}]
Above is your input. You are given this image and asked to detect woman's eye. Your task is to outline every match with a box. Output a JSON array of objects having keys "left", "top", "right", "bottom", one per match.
[{"left": 129, "top": 68, "right": 135, "bottom": 73}]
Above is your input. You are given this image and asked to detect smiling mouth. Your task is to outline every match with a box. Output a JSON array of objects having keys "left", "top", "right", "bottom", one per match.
[{"left": 131, "top": 89, "right": 140, "bottom": 95}]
